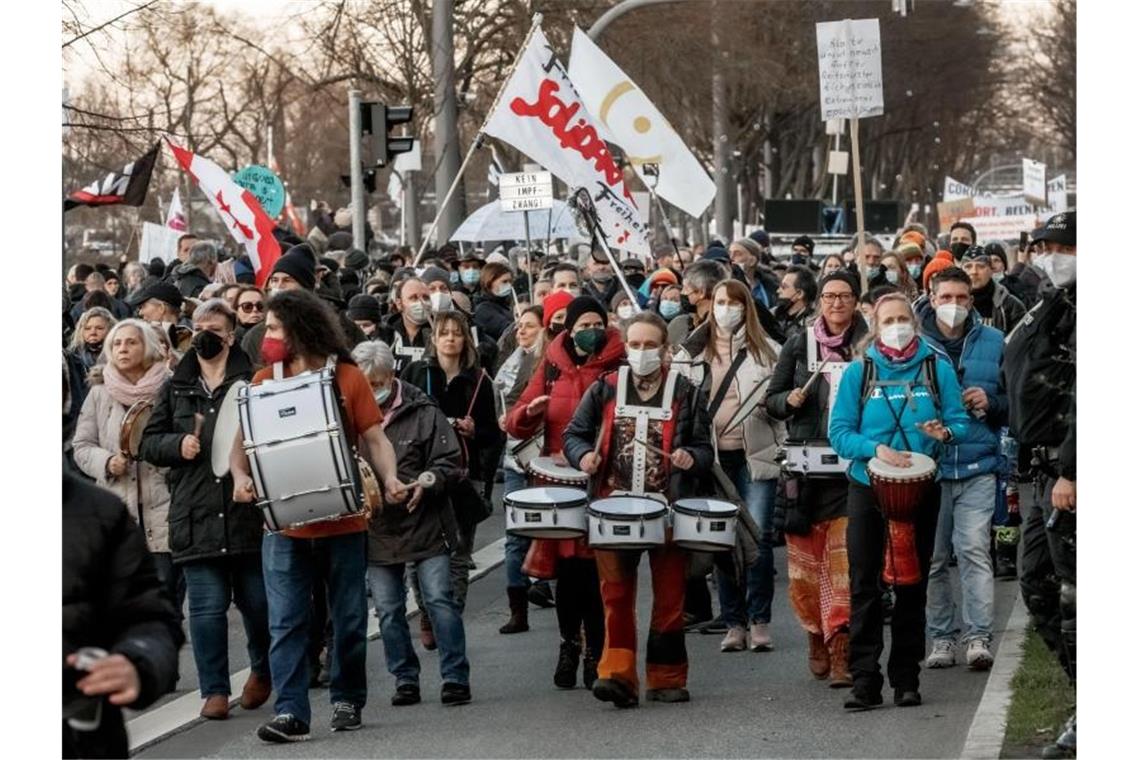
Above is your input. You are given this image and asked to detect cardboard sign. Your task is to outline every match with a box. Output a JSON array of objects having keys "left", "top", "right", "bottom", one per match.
[
  {"left": 1022, "top": 159, "right": 1047, "bottom": 206},
  {"left": 232, "top": 164, "right": 285, "bottom": 218},
  {"left": 498, "top": 171, "right": 554, "bottom": 212},
  {"left": 937, "top": 197, "right": 976, "bottom": 229},
  {"left": 816, "top": 19, "right": 884, "bottom": 121},
  {"left": 139, "top": 221, "right": 181, "bottom": 264}
]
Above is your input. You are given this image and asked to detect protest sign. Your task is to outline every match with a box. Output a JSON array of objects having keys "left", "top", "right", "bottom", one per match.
[
  {"left": 233, "top": 164, "right": 286, "bottom": 219},
  {"left": 943, "top": 176, "right": 977, "bottom": 202},
  {"left": 139, "top": 221, "right": 181, "bottom": 264},
  {"left": 1047, "top": 174, "right": 1068, "bottom": 213},
  {"left": 815, "top": 19, "right": 884, "bottom": 121},
  {"left": 1022, "top": 159, "right": 1047, "bottom": 206}
]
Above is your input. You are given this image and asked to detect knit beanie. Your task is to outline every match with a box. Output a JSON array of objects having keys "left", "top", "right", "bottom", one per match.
[
  {"left": 541, "top": 290, "right": 575, "bottom": 328},
  {"left": 818, "top": 270, "right": 862, "bottom": 300},
  {"left": 984, "top": 242, "right": 1008, "bottom": 271},
  {"left": 327, "top": 231, "right": 353, "bottom": 252},
  {"left": 346, "top": 293, "right": 382, "bottom": 323},
  {"left": 421, "top": 266, "right": 451, "bottom": 289},
  {"left": 564, "top": 295, "right": 607, "bottom": 333},
  {"left": 344, "top": 249, "right": 369, "bottom": 271},
  {"left": 271, "top": 248, "right": 317, "bottom": 290},
  {"left": 922, "top": 251, "right": 956, "bottom": 291},
  {"left": 896, "top": 242, "right": 925, "bottom": 261}
]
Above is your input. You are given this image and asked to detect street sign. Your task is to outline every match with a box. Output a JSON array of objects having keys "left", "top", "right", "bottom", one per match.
[{"left": 498, "top": 171, "right": 553, "bottom": 212}]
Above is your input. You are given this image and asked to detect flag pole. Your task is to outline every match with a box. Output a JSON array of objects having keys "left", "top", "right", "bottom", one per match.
[
  {"left": 414, "top": 13, "right": 545, "bottom": 265},
  {"left": 573, "top": 188, "right": 642, "bottom": 313}
]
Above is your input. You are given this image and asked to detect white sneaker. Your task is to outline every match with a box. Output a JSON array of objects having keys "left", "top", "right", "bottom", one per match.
[
  {"left": 720, "top": 626, "right": 747, "bottom": 652},
  {"left": 965, "top": 639, "right": 994, "bottom": 671},
  {"left": 925, "top": 638, "right": 956, "bottom": 668}
]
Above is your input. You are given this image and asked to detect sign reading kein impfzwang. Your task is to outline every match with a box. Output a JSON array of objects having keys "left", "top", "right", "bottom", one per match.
[
  {"left": 498, "top": 171, "right": 554, "bottom": 212},
  {"left": 816, "top": 19, "right": 884, "bottom": 122}
]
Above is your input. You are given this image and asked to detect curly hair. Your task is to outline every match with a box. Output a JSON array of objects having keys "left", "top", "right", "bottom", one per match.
[{"left": 265, "top": 289, "right": 354, "bottom": 365}]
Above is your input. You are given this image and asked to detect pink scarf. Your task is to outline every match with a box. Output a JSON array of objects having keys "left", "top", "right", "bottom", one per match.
[
  {"left": 103, "top": 361, "right": 171, "bottom": 407},
  {"left": 875, "top": 336, "right": 920, "bottom": 362},
  {"left": 812, "top": 317, "right": 854, "bottom": 361}
]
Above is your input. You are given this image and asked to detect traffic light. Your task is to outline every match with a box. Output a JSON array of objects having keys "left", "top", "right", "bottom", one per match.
[
  {"left": 340, "top": 168, "right": 377, "bottom": 194},
  {"left": 361, "top": 103, "right": 415, "bottom": 168}
]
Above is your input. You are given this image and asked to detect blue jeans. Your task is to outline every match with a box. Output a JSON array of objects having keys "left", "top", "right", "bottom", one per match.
[
  {"left": 368, "top": 554, "right": 470, "bottom": 687},
  {"left": 927, "top": 474, "right": 997, "bottom": 643},
  {"left": 262, "top": 532, "right": 369, "bottom": 725},
  {"left": 181, "top": 555, "right": 270, "bottom": 697},
  {"left": 715, "top": 460, "right": 776, "bottom": 627},
  {"left": 503, "top": 469, "right": 532, "bottom": 589}
]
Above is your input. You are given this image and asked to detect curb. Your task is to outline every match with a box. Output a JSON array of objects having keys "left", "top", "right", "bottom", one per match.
[{"left": 959, "top": 593, "right": 1029, "bottom": 759}]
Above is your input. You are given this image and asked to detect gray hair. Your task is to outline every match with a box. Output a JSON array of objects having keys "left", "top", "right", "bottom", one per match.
[
  {"left": 69, "top": 307, "right": 116, "bottom": 352},
  {"left": 101, "top": 318, "right": 166, "bottom": 368},
  {"left": 186, "top": 241, "right": 219, "bottom": 271},
  {"left": 191, "top": 297, "right": 236, "bottom": 329},
  {"left": 352, "top": 340, "right": 395, "bottom": 378},
  {"left": 682, "top": 259, "right": 727, "bottom": 297}
]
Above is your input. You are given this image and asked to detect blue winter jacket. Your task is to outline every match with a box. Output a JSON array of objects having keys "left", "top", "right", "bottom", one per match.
[
  {"left": 829, "top": 339, "right": 972, "bottom": 487},
  {"left": 915, "top": 300, "right": 1009, "bottom": 480}
]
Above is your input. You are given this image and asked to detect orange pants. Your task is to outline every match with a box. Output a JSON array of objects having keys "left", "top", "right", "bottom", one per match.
[
  {"left": 786, "top": 517, "right": 851, "bottom": 644},
  {"left": 594, "top": 544, "right": 688, "bottom": 693}
]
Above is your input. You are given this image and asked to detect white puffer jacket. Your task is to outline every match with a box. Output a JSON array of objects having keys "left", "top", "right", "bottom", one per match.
[{"left": 72, "top": 378, "right": 171, "bottom": 554}]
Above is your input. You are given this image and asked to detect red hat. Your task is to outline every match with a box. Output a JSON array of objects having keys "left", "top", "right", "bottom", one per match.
[
  {"left": 541, "top": 290, "right": 575, "bottom": 328},
  {"left": 922, "top": 251, "right": 956, "bottom": 291},
  {"left": 647, "top": 268, "right": 679, "bottom": 289}
]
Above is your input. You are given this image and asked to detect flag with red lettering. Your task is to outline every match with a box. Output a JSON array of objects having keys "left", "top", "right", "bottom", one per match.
[
  {"left": 165, "top": 139, "right": 281, "bottom": 287},
  {"left": 64, "top": 143, "right": 158, "bottom": 211},
  {"left": 165, "top": 188, "right": 187, "bottom": 231},
  {"left": 483, "top": 26, "right": 650, "bottom": 256}
]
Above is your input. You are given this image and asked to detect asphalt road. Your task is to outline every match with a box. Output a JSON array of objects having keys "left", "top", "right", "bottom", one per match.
[{"left": 136, "top": 493, "right": 1018, "bottom": 758}]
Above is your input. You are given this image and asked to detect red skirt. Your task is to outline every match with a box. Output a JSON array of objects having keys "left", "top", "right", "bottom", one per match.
[{"left": 521, "top": 536, "right": 594, "bottom": 579}]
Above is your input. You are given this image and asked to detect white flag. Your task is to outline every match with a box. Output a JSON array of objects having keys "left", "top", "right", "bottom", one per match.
[
  {"left": 165, "top": 188, "right": 187, "bottom": 231},
  {"left": 484, "top": 26, "right": 650, "bottom": 256},
  {"left": 568, "top": 28, "right": 715, "bottom": 219}
]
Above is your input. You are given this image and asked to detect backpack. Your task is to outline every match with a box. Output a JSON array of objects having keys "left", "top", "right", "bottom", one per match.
[{"left": 859, "top": 353, "right": 942, "bottom": 413}]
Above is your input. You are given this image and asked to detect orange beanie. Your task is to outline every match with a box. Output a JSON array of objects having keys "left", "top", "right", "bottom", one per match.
[{"left": 922, "top": 250, "right": 956, "bottom": 291}]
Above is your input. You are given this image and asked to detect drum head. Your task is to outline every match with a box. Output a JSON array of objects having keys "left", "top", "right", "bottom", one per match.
[
  {"left": 672, "top": 498, "right": 738, "bottom": 518},
  {"left": 528, "top": 457, "right": 586, "bottom": 481},
  {"left": 212, "top": 380, "right": 247, "bottom": 477},
  {"left": 589, "top": 496, "right": 668, "bottom": 519},
  {"left": 867, "top": 452, "right": 936, "bottom": 480},
  {"left": 504, "top": 487, "right": 588, "bottom": 509},
  {"left": 121, "top": 401, "right": 154, "bottom": 459}
]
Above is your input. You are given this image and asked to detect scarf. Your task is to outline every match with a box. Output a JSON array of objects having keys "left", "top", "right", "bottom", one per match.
[
  {"left": 102, "top": 361, "right": 171, "bottom": 407},
  {"left": 972, "top": 279, "right": 996, "bottom": 319},
  {"left": 875, "top": 336, "right": 920, "bottom": 363},
  {"left": 813, "top": 317, "right": 855, "bottom": 361}
]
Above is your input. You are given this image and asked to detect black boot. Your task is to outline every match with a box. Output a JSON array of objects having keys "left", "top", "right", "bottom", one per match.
[
  {"left": 528, "top": 580, "right": 555, "bottom": 609},
  {"left": 499, "top": 587, "right": 530, "bottom": 634},
  {"left": 582, "top": 650, "right": 598, "bottom": 690},
  {"left": 553, "top": 640, "right": 580, "bottom": 689}
]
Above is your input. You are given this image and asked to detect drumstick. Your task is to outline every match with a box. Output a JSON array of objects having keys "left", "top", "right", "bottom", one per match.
[
  {"left": 634, "top": 438, "right": 669, "bottom": 457},
  {"left": 192, "top": 413, "right": 204, "bottom": 439},
  {"left": 802, "top": 364, "right": 827, "bottom": 394}
]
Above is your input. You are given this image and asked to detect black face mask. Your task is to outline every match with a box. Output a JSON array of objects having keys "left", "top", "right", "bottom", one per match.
[
  {"left": 950, "top": 242, "right": 971, "bottom": 260},
  {"left": 192, "top": 329, "right": 226, "bottom": 360},
  {"left": 548, "top": 323, "right": 566, "bottom": 338},
  {"left": 84, "top": 341, "right": 103, "bottom": 354}
]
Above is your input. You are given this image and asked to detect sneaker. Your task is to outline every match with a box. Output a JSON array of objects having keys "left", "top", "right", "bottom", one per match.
[
  {"left": 257, "top": 713, "right": 311, "bottom": 743},
  {"left": 391, "top": 683, "right": 421, "bottom": 706},
  {"left": 329, "top": 702, "right": 362, "bottom": 732},
  {"left": 965, "top": 639, "right": 994, "bottom": 671},
  {"left": 894, "top": 689, "right": 922, "bottom": 707},
  {"left": 720, "top": 626, "right": 747, "bottom": 652},
  {"left": 843, "top": 687, "right": 883, "bottom": 712},
  {"left": 925, "top": 638, "right": 956, "bottom": 669},
  {"left": 441, "top": 682, "right": 472, "bottom": 705},
  {"left": 749, "top": 622, "right": 773, "bottom": 652}
]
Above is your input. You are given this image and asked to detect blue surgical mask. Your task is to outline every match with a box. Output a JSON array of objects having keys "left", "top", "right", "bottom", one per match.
[
  {"left": 907, "top": 263, "right": 922, "bottom": 279},
  {"left": 449, "top": 271, "right": 460, "bottom": 285},
  {"left": 659, "top": 300, "right": 681, "bottom": 319},
  {"left": 460, "top": 269, "right": 480, "bottom": 286}
]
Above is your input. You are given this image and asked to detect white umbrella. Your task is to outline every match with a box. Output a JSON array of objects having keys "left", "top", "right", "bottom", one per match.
[{"left": 450, "top": 199, "right": 584, "bottom": 243}]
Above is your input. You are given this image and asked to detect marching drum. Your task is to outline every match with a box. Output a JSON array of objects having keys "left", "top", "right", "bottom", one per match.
[
  {"left": 210, "top": 380, "right": 247, "bottom": 477},
  {"left": 119, "top": 400, "right": 154, "bottom": 460},
  {"left": 779, "top": 438, "right": 849, "bottom": 478},
  {"left": 527, "top": 456, "right": 589, "bottom": 490},
  {"left": 238, "top": 363, "right": 367, "bottom": 532},
  {"left": 504, "top": 486, "right": 589, "bottom": 539},
  {"left": 587, "top": 495, "right": 668, "bottom": 551},
  {"left": 867, "top": 453, "right": 937, "bottom": 586},
  {"left": 671, "top": 498, "right": 739, "bottom": 552}
]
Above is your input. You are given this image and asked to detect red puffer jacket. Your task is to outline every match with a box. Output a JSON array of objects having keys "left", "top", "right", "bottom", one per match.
[{"left": 505, "top": 327, "right": 625, "bottom": 457}]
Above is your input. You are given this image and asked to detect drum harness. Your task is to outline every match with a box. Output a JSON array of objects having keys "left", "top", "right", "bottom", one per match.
[{"left": 617, "top": 365, "right": 678, "bottom": 502}]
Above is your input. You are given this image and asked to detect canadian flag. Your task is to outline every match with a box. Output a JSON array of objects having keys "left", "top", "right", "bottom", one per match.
[{"left": 166, "top": 139, "right": 281, "bottom": 287}]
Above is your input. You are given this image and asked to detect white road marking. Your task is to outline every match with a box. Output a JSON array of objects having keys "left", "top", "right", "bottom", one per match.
[{"left": 959, "top": 594, "right": 1030, "bottom": 759}]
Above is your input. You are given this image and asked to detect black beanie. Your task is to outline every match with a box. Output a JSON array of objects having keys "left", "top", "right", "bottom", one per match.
[
  {"left": 792, "top": 235, "right": 816, "bottom": 255},
  {"left": 327, "top": 231, "right": 353, "bottom": 252},
  {"left": 983, "top": 242, "right": 1008, "bottom": 270},
  {"left": 344, "top": 249, "right": 369, "bottom": 271},
  {"left": 148, "top": 258, "right": 166, "bottom": 277},
  {"left": 346, "top": 293, "right": 382, "bottom": 323},
  {"left": 818, "top": 270, "right": 862, "bottom": 300},
  {"left": 564, "top": 295, "right": 607, "bottom": 333},
  {"left": 271, "top": 250, "right": 317, "bottom": 290}
]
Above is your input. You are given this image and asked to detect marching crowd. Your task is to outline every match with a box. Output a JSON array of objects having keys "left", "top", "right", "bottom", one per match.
[{"left": 62, "top": 209, "right": 1077, "bottom": 758}]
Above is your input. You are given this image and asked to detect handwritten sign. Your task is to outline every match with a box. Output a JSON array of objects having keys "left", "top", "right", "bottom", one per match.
[
  {"left": 1022, "top": 159, "right": 1047, "bottom": 206},
  {"left": 816, "top": 19, "right": 884, "bottom": 122},
  {"left": 232, "top": 165, "right": 285, "bottom": 219},
  {"left": 498, "top": 171, "right": 554, "bottom": 212}
]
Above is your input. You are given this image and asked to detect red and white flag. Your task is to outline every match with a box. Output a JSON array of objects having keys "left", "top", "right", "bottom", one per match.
[
  {"left": 166, "top": 139, "right": 281, "bottom": 287},
  {"left": 483, "top": 26, "right": 650, "bottom": 256},
  {"left": 165, "top": 188, "right": 187, "bottom": 231}
]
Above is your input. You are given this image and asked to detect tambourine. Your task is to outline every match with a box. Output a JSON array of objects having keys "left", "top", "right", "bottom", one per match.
[
  {"left": 119, "top": 400, "right": 154, "bottom": 460},
  {"left": 356, "top": 455, "right": 382, "bottom": 519}
]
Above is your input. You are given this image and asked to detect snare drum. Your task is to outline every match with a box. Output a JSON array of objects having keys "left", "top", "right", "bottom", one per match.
[
  {"left": 780, "top": 438, "right": 850, "bottom": 477},
  {"left": 504, "top": 486, "right": 589, "bottom": 539},
  {"left": 671, "top": 498, "right": 738, "bottom": 552},
  {"left": 527, "top": 456, "right": 589, "bottom": 489},
  {"left": 588, "top": 496, "right": 668, "bottom": 550}
]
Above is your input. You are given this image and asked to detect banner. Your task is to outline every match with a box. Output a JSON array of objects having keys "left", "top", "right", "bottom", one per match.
[
  {"left": 568, "top": 27, "right": 715, "bottom": 219},
  {"left": 139, "top": 221, "right": 181, "bottom": 264},
  {"left": 815, "top": 19, "right": 884, "bottom": 121},
  {"left": 165, "top": 188, "right": 187, "bottom": 231},
  {"left": 1022, "top": 158, "right": 1047, "bottom": 206},
  {"left": 943, "top": 176, "right": 977, "bottom": 202},
  {"left": 483, "top": 26, "right": 650, "bottom": 256},
  {"left": 1047, "top": 174, "right": 1067, "bottom": 213}
]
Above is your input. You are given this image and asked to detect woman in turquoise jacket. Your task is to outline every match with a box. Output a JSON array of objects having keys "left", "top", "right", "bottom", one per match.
[{"left": 828, "top": 293, "right": 971, "bottom": 712}]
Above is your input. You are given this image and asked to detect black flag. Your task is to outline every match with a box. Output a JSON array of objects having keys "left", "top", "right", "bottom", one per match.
[{"left": 64, "top": 143, "right": 159, "bottom": 212}]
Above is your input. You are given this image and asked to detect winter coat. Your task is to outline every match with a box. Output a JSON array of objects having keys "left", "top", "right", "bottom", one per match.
[
  {"left": 367, "top": 382, "right": 462, "bottom": 565},
  {"left": 505, "top": 327, "right": 626, "bottom": 457},
  {"left": 400, "top": 358, "right": 502, "bottom": 455},
  {"left": 771, "top": 303, "right": 812, "bottom": 342},
  {"left": 138, "top": 347, "right": 263, "bottom": 564},
  {"left": 374, "top": 312, "right": 432, "bottom": 375},
  {"left": 72, "top": 377, "right": 172, "bottom": 554},
  {"left": 1003, "top": 263, "right": 1045, "bottom": 310},
  {"left": 175, "top": 266, "right": 211, "bottom": 299},
  {"left": 473, "top": 292, "right": 514, "bottom": 342},
  {"left": 829, "top": 339, "right": 972, "bottom": 487},
  {"left": 766, "top": 317, "right": 869, "bottom": 442},
  {"left": 916, "top": 300, "right": 1008, "bottom": 480},
  {"left": 561, "top": 369, "right": 714, "bottom": 501},
  {"left": 63, "top": 472, "right": 183, "bottom": 759},
  {"left": 672, "top": 322, "right": 786, "bottom": 481}
]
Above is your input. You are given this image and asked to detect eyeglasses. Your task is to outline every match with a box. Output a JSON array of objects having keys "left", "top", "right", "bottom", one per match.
[
  {"left": 820, "top": 293, "right": 855, "bottom": 303},
  {"left": 238, "top": 302, "right": 265, "bottom": 313}
]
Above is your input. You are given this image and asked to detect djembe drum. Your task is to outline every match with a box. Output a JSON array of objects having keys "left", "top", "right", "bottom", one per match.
[{"left": 867, "top": 453, "right": 937, "bottom": 586}]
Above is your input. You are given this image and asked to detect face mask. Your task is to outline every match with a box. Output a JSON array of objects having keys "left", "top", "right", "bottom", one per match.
[
  {"left": 991, "top": 272, "right": 1005, "bottom": 283},
  {"left": 659, "top": 300, "right": 681, "bottom": 319},
  {"left": 935, "top": 303, "right": 968, "bottom": 329},
  {"left": 626, "top": 347, "right": 662, "bottom": 377},
  {"left": 85, "top": 341, "right": 103, "bottom": 354},
  {"left": 374, "top": 385, "right": 392, "bottom": 406},
  {"left": 495, "top": 283, "right": 513, "bottom": 298},
  {"left": 885, "top": 269, "right": 900, "bottom": 285},
  {"left": 460, "top": 269, "right": 480, "bottom": 286},
  {"left": 567, "top": 287, "right": 581, "bottom": 298},
  {"left": 1036, "top": 252, "right": 1076, "bottom": 288},
  {"left": 950, "top": 242, "right": 971, "bottom": 260},
  {"left": 880, "top": 322, "right": 915, "bottom": 351},
  {"left": 430, "top": 291, "right": 452, "bottom": 313},
  {"left": 449, "top": 271, "right": 460, "bottom": 285},
  {"left": 573, "top": 327, "right": 606, "bottom": 355},
  {"left": 260, "top": 336, "right": 292, "bottom": 365},
  {"left": 192, "top": 330, "right": 226, "bottom": 360},
  {"left": 713, "top": 303, "right": 744, "bottom": 331},
  {"left": 406, "top": 301, "right": 430, "bottom": 325},
  {"left": 791, "top": 254, "right": 808, "bottom": 267},
  {"left": 907, "top": 263, "right": 923, "bottom": 279},
  {"left": 548, "top": 322, "right": 566, "bottom": 337},
  {"left": 617, "top": 304, "right": 634, "bottom": 320},
  {"left": 864, "top": 264, "right": 883, "bottom": 280}
]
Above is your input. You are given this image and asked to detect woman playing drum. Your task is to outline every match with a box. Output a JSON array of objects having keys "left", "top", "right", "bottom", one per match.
[{"left": 828, "top": 293, "right": 970, "bottom": 711}]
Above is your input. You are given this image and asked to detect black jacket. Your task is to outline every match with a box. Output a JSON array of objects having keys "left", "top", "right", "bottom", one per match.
[
  {"left": 400, "top": 359, "right": 502, "bottom": 456},
  {"left": 473, "top": 292, "right": 515, "bottom": 342},
  {"left": 970, "top": 280, "right": 1027, "bottom": 335},
  {"left": 771, "top": 302, "right": 812, "bottom": 342},
  {"left": 561, "top": 370, "right": 714, "bottom": 501},
  {"left": 63, "top": 472, "right": 183, "bottom": 759},
  {"left": 367, "top": 382, "right": 462, "bottom": 565},
  {"left": 175, "top": 266, "right": 211, "bottom": 299},
  {"left": 376, "top": 312, "right": 432, "bottom": 375},
  {"left": 139, "top": 347, "right": 264, "bottom": 563}
]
